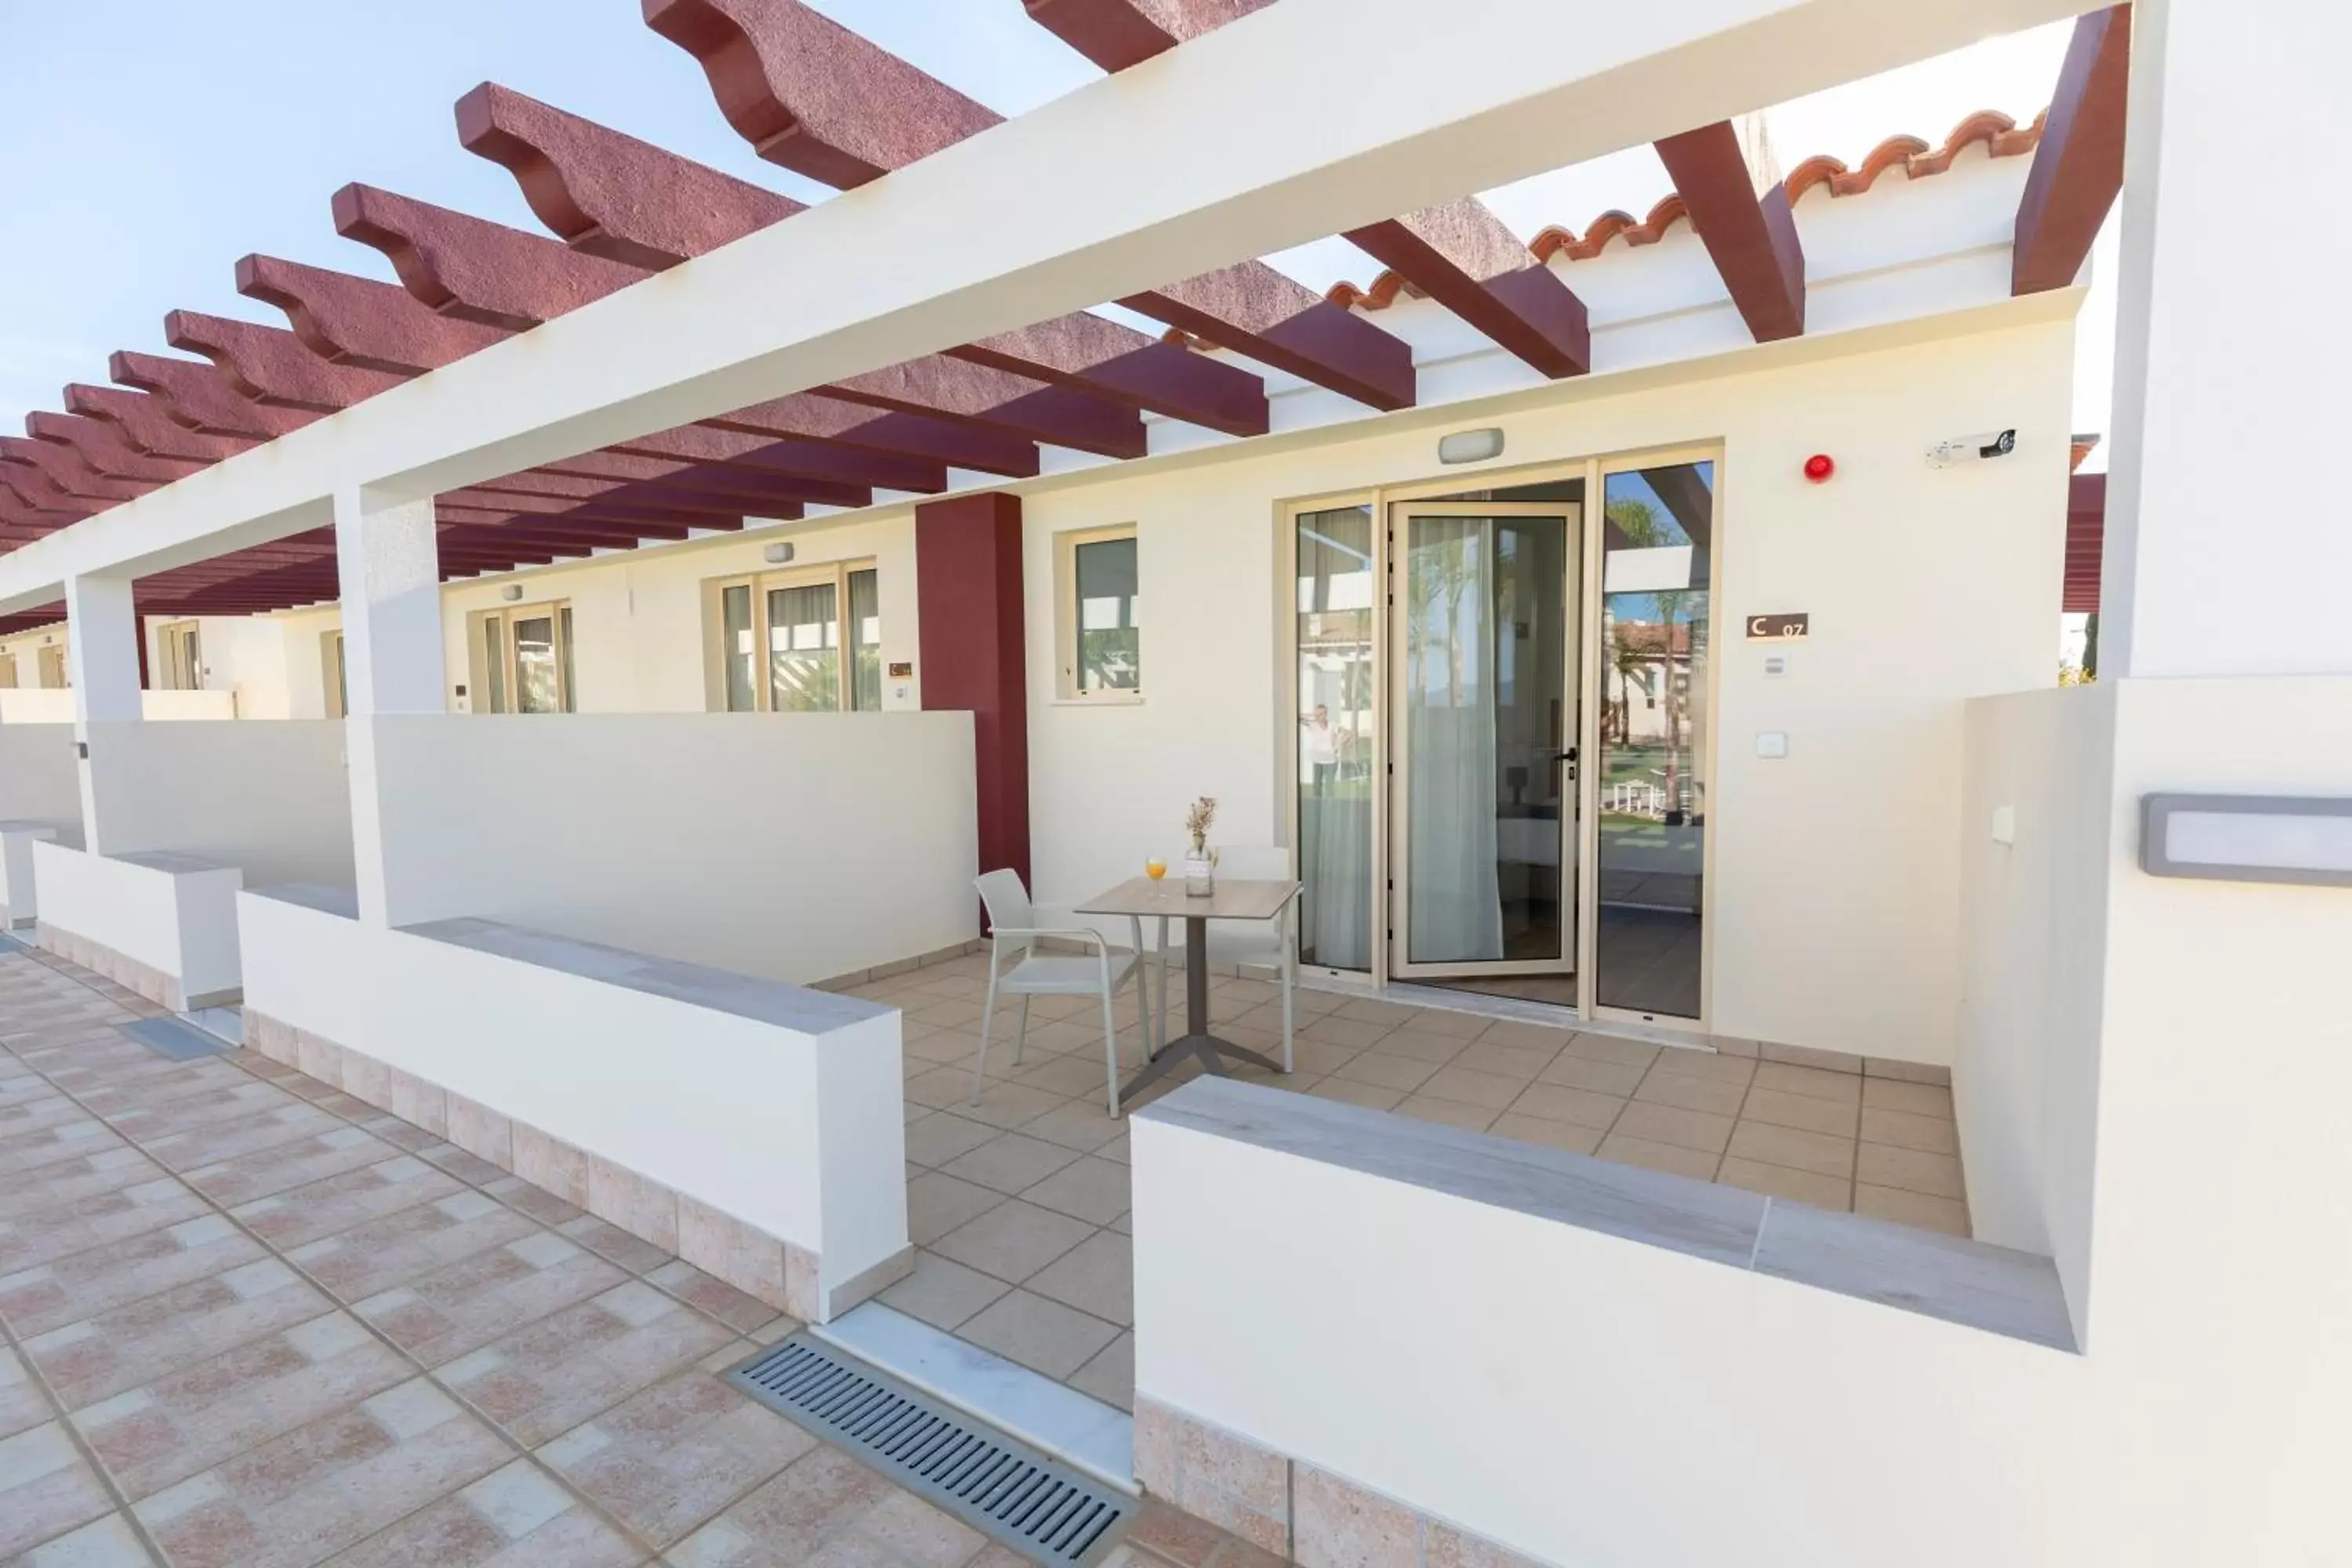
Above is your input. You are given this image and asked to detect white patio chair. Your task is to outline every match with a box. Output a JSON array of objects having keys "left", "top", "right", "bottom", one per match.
[
  {"left": 1151, "top": 845, "right": 1298, "bottom": 1073},
  {"left": 972, "top": 869, "right": 1155, "bottom": 1117}
]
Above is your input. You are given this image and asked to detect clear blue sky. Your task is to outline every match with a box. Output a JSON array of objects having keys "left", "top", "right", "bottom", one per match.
[{"left": 0, "top": 2, "right": 2111, "bottom": 451}]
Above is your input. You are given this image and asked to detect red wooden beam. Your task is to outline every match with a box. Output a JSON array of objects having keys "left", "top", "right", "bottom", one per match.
[
  {"left": 1024, "top": 0, "right": 1272, "bottom": 71},
  {"left": 456, "top": 82, "right": 801, "bottom": 270},
  {"left": 0, "top": 437, "right": 149, "bottom": 503},
  {"left": 2013, "top": 5, "right": 2131, "bottom": 296},
  {"left": 332, "top": 183, "right": 643, "bottom": 331},
  {"left": 110, "top": 352, "right": 318, "bottom": 439},
  {"left": 27, "top": 412, "right": 206, "bottom": 483},
  {"left": 236, "top": 255, "right": 510, "bottom": 375},
  {"left": 1653, "top": 120, "right": 1806, "bottom": 343},
  {"left": 0, "top": 463, "right": 96, "bottom": 518},
  {"left": 1344, "top": 201, "right": 1588, "bottom": 377},
  {"left": 64, "top": 385, "right": 256, "bottom": 462},
  {"left": 709, "top": 401, "right": 1040, "bottom": 479},
  {"left": 163, "top": 311, "right": 405, "bottom": 412},
  {"left": 652, "top": 0, "right": 1408, "bottom": 412},
  {"left": 2064, "top": 472, "right": 2106, "bottom": 613},
  {"left": 822, "top": 363, "right": 1144, "bottom": 459}
]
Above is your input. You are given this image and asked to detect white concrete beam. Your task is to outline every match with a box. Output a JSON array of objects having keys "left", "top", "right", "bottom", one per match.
[
  {"left": 0, "top": 0, "right": 2089, "bottom": 614},
  {"left": 2099, "top": 0, "right": 2352, "bottom": 677}
]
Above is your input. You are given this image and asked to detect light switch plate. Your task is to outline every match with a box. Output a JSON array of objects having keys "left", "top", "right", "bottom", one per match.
[
  {"left": 1755, "top": 731, "right": 1788, "bottom": 759},
  {"left": 1762, "top": 653, "right": 1789, "bottom": 677},
  {"left": 1992, "top": 804, "right": 2016, "bottom": 844}
]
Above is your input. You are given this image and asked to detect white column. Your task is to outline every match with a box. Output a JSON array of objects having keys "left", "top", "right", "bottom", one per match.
[
  {"left": 63, "top": 574, "right": 142, "bottom": 725},
  {"left": 2098, "top": 0, "right": 2352, "bottom": 677},
  {"left": 336, "top": 487, "right": 446, "bottom": 927},
  {"left": 64, "top": 573, "right": 143, "bottom": 854}
]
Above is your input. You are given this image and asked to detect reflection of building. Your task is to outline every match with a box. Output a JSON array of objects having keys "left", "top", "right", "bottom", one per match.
[{"left": 1602, "top": 619, "right": 1692, "bottom": 746}]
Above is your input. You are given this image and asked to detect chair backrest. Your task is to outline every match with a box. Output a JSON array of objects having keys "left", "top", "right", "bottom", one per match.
[
  {"left": 1211, "top": 844, "right": 1294, "bottom": 882},
  {"left": 975, "top": 868, "right": 1035, "bottom": 953}
]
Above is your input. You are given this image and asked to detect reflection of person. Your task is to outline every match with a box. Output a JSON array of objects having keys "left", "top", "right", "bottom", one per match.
[{"left": 1301, "top": 705, "right": 1338, "bottom": 789}]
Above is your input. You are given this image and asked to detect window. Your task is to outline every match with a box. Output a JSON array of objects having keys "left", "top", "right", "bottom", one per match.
[
  {"left": 708, "top": 561, "right": 883, "bottom": 713},
  {"left": 473, "top": 601, "right": 576, "bottom": 713},
  {"left": 1056, "top": 525, "right": 1141, "bottom": 699},
  {"left": 156, "top": 621, "right": 203, "bottom": 691},
  {"left": 36, "top": 644, "right": 67, "bottom": 689},
  {"left": 0, "top": 654, "right": 16, "bottom": 690}
]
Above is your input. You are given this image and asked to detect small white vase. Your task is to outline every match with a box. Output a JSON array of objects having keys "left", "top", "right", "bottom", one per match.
[{"left": 1183, "top": 849, "right": 1216, "bottom": 897}]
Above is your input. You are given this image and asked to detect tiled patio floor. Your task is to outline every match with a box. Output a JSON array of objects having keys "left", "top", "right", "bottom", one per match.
[
  {"left": 847, "top": 950, "right": 1968, "bottom": 1413},
  {"left": 0, "top": 943, "right": 1199, "bottom": 1568}
]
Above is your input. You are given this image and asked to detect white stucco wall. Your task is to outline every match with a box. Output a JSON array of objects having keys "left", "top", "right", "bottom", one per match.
[
  {"left": 79, "top": 720, "right": 354, "bottom": 886},
  {"left": 0, "top": 722, "right": 81, "bottom": 826},
  {"left": 354, "top": 710, "right": 976, "bottom": 984},
  {"left": 239, "top": 888, "right": 910, "bottom": 1305},
  {"left": 1020, "top": 321, "right": 2071, "bottom": 1065}
]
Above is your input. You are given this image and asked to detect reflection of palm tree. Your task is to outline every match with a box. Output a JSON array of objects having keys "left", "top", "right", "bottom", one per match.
[
  {"left": 1608, "top": 623, "right": 1645, "bottom": 743},
  {"left": 1607, "top": 499, "right": 1686, "bottom": 814}
]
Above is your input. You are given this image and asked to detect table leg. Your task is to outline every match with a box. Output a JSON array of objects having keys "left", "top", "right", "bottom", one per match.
[{"left": 1117, "top": 912, "right": 1286, "bottom": 1108}]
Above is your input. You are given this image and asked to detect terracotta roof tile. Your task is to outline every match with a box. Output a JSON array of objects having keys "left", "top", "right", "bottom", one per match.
[{"left": 1323, "top": 108, "right": 2046, "bottom": 314}]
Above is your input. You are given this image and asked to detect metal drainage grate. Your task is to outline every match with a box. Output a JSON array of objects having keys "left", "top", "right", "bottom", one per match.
[
  {"left": 120, "top": 1016, "right": 234, "bottom": 1062},
  {"left": 728, "top": 1335, "right": 1131, "bottom": 1566}
]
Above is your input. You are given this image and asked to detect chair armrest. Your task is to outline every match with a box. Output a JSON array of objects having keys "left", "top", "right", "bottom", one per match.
[{"left": 989, "top": 926, "right": 1112, "bottom": 953}]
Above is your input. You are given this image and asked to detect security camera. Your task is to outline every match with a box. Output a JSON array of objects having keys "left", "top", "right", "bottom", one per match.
[{"left": 1927, "top": 429, "right": 2016, "bottom": 467}]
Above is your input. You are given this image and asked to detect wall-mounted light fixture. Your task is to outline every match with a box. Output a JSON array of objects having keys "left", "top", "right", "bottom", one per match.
[
  {"left": 1438, "top": 427, "right": 1504, "bottom": 465},
  {"left": 499, "top": 584, "right": 524, "bottom": 602},
  {"left": 764, "top": 542, "right": 796, "bottom": 564},
  {"left": 2142, "top": 794, "right": 2352, "bottom": 887}
]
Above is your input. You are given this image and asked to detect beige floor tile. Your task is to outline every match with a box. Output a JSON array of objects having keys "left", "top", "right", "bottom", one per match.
[
  {"left": 1739, "top": 1087, "right": 1860, "bottom": 1138},
  {"left": 1861, "top": 1078, "right": 1956, "bottom": 1119},
  {"left": 1860, "top": 1106, "right": 1959, "bottom": 1155},
  {"left": 1610, "top": 1102, "right": 1733, "bottom": 1155},
  {"left": 877, "top": 1251, "right": 1009, "bottom": 1331},
  {"left": 1716, "top": 1158, "right": 1853, "bottom": 1210},
  {"left": 1400, "top": 1008, "right": 1491, "bottom": 1038},
  {"left": 956, "top": 1290, "right": 1121, "bottom": 1381},
  {"left": 1856, "top": 1142, "right": 1965, "bottom": 1200},
  {"left": 1018, "top": 1156, "right": 1131, "bottom": 1227},
  {"left": 1537, "top": 1054, "right": 1647, "bottom": 1098},
  {"left": 1303, "top": 1078, "right": 1406, "bottom": 1113},
  {"left": 1725, "top": 1120, "right": 1855, "bottom": 1179},
  {"left": 1367, "top": 1029, "right": 1471, "bottom": 1065},
  {"left": 1298, "top": 1016, "right": 1393, "bottom": 1051},
  {"left": 1332, "top": 999, "right": 1423, "bottom": 1028},
  {"left": 1069, "top": 1332, "right": 1134, "bottom": 1412},
  {"left": 1024, "top": 1231, "right": 1134, "bottom": 1326},
  {"left": 1560, "top": 1032, "right": 1661, "bottom": 1069},
  {"left": 1331, "top": 1052, "right": 1440, "bottom": 1093},
  {"left": 1446, "top": 1041, "right": 1556, "bottom": 1082},
  {"left": 927, "top": 1200, "right": 1094, "bottom": 1285},
  {"left": 1632, "top": 1069, "right": 1749, "bottom": 1118},
  {"left": 1504, "top": 1082, "right": 1624, "bottom": 1131},
  {"left": 1750, "top": 1062, "right": 1863, "bottom": 1105},
  {"left": 1595, "top": 1134, "right": 1719, "bottom": 1181},
  {"left": 1477, "top": 1021, "right": 1581, "bottom": 1055},
  {"left": 1488, "top": 1114, "right": 1606, "bottom": 1157},
  {"left": 900, "top": 1113, "right": 998, "bottom": 1170},
  {"left": 1416, "top": 1066, "right": 1524, "bottom": 1111},
  {"left": 905, "top": 1172, "right": 1004, "bottom": 1248},
  {"left": 1854, "top": 1183, "right": 1971, "bottom": 1237},
  {"left": 1391, "top": 1096, "right": 1500, "bottom": 1134},
  {"left": 960, "top": 1080, "right": 1073, "bottom": 1132},
  {"left": 1646, "top": 1050, "right": 1754, "bottom": 1086},
  {"left": 940, "top": 1133, "right": 1081, "bottom": 1196}
]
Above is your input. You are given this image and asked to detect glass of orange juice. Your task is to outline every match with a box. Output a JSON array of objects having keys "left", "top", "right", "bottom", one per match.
[{"left": 1144, "top": 856, "right": 1167, "bottom": 881}]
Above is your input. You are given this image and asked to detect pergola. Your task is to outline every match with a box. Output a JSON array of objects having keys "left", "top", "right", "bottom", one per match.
[{"left": 0, "top": 0, "right": 2125, "bottom": 640}]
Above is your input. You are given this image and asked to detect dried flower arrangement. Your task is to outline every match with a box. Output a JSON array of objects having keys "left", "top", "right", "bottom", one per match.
[{"left": 1184, "top": 796, "right": 1218, "bottom": 855}]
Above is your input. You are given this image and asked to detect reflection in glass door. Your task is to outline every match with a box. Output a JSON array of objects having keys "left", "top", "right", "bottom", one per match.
[
  {"left": 1389, "top": 503, "right": 1579, "bottom": 978},
  {"left": 1593, "top": 459, "right": 1714, "bottom": 1018},
  {"left": 1294, "top": 506, "right": 1377, "bottom": 970}
]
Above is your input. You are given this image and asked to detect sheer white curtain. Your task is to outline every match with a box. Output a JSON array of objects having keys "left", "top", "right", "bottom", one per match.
[
  {"left": 1297, "top": 510, "right": 1377, "bottom": 970},
  {"left": 1301, "top": 779, "right": 1373, "bottom": 967},
  {"left": 1406, "top": 518, "right": 1504, "bottom": 963}
]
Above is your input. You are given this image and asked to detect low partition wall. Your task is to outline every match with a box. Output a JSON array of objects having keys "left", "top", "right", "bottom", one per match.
[
  {"left": 82, "top": 718, "right": 354, "bottom": 885},
  {"left": 238, "top": 884, "right": 913, "bottom": 1322},
  {"left": 0, "top": 721, "right": 81, "bottom": 826},
  {"left": 1131, "top": 1080, "right": 2098, "bottom": 1568},
  {"left": 32, "top": 842, "right": 242, "bottom": 1008},
  {"left": 358, "top": 711, "right": 978, "bottom": 984},
  {"left": 0, "top": 822, "right": 73, "bottom": 930}
]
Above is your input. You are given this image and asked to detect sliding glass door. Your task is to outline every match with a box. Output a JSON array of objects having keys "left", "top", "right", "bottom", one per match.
[{"left": 1388, "top": 503, "right": 1579, "bottom": 979}]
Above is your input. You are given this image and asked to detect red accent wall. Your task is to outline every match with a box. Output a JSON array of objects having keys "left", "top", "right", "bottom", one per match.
[{"left": 916, "top": 492, "right": 1031, "bottom": 894}]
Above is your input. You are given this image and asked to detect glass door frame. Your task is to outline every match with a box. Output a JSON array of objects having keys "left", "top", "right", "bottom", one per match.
[
  {"left": 1385, "top": 499, "right": 1582, "bottom": 982},
  {"left": 708, "top": 558, "right": 883, "bottom": 714},
  {"left": 1276, "top": 443, "right": 1725, "bottom": 1030}
]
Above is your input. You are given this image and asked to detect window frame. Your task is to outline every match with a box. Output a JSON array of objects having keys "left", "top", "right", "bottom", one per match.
[
  {"left": 1054, "top": 523, "right": 1143, "bottom": 702},
  {"left": 470, "top": 599, "right": 577, "bottom": 714},
  {"left": 704, "top": 558, "right": 883, "bottom": 714},
  {"left": 155, "top": 619, "right": 204, "bottom": 691}
]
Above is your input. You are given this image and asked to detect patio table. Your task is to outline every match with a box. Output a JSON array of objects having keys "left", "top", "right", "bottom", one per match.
[{"left": 1076, "top": 876, "right": 1297, "bottom": 1106}]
